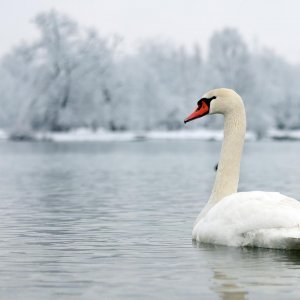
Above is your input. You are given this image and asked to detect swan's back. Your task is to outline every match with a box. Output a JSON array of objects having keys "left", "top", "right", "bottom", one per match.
[{"left": 193, "top": 192, "right": 300, "bottom": 249}]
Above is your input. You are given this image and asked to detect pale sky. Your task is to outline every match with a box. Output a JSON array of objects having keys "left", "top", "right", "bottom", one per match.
[{"left": 1, "top": 0, "right": 300, "bottom": 63}]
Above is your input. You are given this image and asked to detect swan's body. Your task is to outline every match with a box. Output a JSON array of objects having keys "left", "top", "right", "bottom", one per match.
[
  {"left": 184, "top": 88, "right": 300, "bottom": 249},
  {"left": 193, "top": 191, "right": 300, "bottom": 249}
]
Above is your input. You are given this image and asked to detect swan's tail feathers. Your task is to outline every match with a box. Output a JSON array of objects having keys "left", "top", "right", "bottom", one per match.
[{"left": 242, "top": 228, "right": 300, "bottom": 250}]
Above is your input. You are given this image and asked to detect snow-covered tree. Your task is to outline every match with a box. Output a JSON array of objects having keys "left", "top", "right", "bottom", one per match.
[
  {"left": 0, "top": 10, "right": 117, "bottom": 133},
  {"left": 207, "top": 28, "right": 253, "bottom": 95}
]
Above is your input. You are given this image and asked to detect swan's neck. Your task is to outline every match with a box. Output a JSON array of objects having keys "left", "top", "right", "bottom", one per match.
[{"left": 199, "top": 103, "right": 246, "bottom": 219}]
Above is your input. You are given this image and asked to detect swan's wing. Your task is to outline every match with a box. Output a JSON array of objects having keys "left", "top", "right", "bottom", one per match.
[{"left": 193, "top": 191, "right": 300, "bottom": 248}]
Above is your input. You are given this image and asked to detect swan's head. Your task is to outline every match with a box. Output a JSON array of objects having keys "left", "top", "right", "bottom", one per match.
[{"left": 184, "top": 88, "right": 243, "bottom": 123}]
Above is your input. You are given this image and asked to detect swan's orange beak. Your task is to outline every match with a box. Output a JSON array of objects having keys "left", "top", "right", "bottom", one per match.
[{"left": 184, "top": 101, "right": 209, "bottom": 124}]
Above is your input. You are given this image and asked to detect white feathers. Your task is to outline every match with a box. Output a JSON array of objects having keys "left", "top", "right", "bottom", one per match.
[{"left": 193, "top": 192, "right": 300, "bottom": 249}]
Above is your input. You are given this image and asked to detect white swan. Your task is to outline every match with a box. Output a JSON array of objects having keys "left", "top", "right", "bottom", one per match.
[{"left": 184, "top": 88, "right": 300, "bottom": 249}]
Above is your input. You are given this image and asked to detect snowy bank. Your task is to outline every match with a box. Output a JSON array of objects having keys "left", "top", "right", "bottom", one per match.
[
  {"left": 36, "top": 128, "right": 136, "bottom": 142},
  {"left": 267, "top": 129, "right": 300, "bottom": 141},
  {"left": 6, "top": 127, "right": 300, "bottom": 143},
  {"left": 22, "top": 128, "right": 257, "bottom": 142},
  {"left": 0, "top": 129, "right": 8, "bottom": 140}
]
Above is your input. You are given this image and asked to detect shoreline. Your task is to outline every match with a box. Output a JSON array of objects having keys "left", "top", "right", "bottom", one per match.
[{"left": 2, "top": 128, "right": 300, "bottom": 142}]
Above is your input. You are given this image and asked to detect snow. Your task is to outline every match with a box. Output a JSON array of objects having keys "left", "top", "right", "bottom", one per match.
[
  {"left": 9, "top": 126, "right": 300, "bottom": 143},
  {"left": 0, "top": 129, "right": 8, "bottom": 140},
  {"left": 7, "top": 128, "right": 257, "bottom": 142},
  {"left": 36, "top": 128, "right": 136, "bottom": 142},
  {"left": 267, "top": 129, "right": 300, "bottom": 140}
]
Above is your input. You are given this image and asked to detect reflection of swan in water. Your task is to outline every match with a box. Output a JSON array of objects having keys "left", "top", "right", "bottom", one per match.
[
  {"left": 212, "top": 270, "right": 247, "bottom": 300},
  {"left": 193, "top": 241, "right": 300, "bottom": 299},
  {"left": 185, "top": 88, "right": 300, "bottom": 249}
]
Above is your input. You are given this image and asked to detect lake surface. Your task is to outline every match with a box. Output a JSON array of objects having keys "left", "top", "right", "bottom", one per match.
[{"left": 0, "top": 140, "right": 300, "bottom": 299}]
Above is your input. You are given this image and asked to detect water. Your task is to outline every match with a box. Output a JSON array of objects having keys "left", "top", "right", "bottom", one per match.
[{"left": 0, "top": 140, "right": 300, "bottom": 299}]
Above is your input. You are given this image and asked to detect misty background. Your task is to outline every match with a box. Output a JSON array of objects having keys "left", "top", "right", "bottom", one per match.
[{"left": 0, "top": 3, "right": 300, "bottom": 139}]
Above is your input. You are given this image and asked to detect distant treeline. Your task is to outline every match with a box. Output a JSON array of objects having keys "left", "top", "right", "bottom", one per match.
[{"left": 0, "top": 10, "right": 299, "bottom": 136}]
